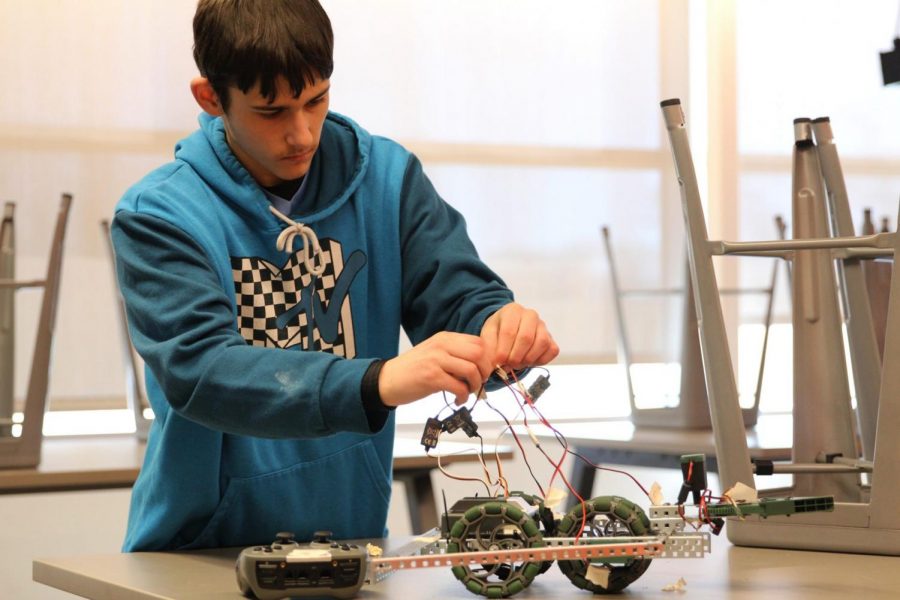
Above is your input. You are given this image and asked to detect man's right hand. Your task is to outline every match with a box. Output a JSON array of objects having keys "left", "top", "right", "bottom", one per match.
[{"left": 378, "top": 332, "right": 494, "bottom": 407}]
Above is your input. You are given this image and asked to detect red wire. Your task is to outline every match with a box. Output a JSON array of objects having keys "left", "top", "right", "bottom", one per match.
[
  {"left": 502, "top": 376, "right": 588, "bottom": 540},
  {"left": 508, "top": 373, "right": 651, "bottom": 499},
  {"left": 498, "top": 373, "right": 663, "bottom": 542},
  {"left": 505, "top": 372, "right": 569, "bottom": 490}
]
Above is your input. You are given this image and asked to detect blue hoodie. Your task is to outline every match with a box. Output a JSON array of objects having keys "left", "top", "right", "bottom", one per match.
[{"left": 112, "top": 112, "right": 513, "bottom": 551}]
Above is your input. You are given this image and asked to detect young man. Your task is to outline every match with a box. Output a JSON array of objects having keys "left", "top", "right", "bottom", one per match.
[{"left": 112, "top": 0, "right": 558, "bottom": 551}]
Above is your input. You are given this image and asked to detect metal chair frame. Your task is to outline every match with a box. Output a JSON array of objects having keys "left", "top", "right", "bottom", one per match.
[
  {"left": 661, "top": 99, "right": 900, "bottom": 554},
  {"left": 0, "top": 194, "right": 72, "bottom": 468},
  {"left": 601, "top": 224, "right": 784, "bottom": 429}
]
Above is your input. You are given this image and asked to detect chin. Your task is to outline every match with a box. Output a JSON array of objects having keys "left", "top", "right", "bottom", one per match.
[{"left": 280, "top": 164, "right": 311, "bottom": 181}]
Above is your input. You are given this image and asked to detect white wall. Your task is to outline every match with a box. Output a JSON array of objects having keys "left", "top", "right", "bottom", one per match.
[
  {"left": 5, "top": 2, "right": 900, "bottom": 418},
  {"left": 1, "top": 0, "right": 680, "bottom": 412}
]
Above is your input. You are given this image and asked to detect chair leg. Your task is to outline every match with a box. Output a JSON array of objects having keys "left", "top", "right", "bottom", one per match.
[{"left": 0, "top": 194, "right": 72, "bottom": 468}]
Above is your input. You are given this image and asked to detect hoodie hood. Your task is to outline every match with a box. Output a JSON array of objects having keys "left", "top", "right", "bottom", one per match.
[{"left": 173, "top": 111, "right": 372, "bottom": 228}]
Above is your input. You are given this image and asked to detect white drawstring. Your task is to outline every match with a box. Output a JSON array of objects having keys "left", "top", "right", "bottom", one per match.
[{"left": 268, "top": 205, "right": 326, "bottom": 277}]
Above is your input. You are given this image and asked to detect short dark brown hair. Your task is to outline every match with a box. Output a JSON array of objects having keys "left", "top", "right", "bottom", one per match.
[{"left": 192, "top": 0, "right": 334, "bottom": 111}]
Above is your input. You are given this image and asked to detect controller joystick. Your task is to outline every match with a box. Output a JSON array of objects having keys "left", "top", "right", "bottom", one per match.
[
  {"left": 275, "top": 532, "right": 296, "bottom": 544},
  {"left": 312, "top": 531, "right": 333, "bottom": 544}
]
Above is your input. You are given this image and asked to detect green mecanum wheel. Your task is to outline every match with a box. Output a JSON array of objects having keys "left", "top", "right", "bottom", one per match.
[
  {"left": 506, "top": 492, "right": 555, "bottom": 575},
  {"left": 556, "top": 495, "right": 653, "bottom": 594},
  {"left": 447, "top": 501, "right": 545, "bottom": 598}
]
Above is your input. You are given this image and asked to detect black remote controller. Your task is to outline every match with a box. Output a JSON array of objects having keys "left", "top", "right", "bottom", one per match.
[{"left": 235, "top": 531, "right": 368, "bottom": 599}]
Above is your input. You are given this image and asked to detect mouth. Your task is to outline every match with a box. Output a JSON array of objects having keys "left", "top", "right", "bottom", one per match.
[{"left": 282, "top": 150, "right": 313, "bottom": 163}]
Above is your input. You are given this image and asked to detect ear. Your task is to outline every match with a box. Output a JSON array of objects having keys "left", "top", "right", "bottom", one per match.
[{"left": 190, "top": 77, "right": 225, "bottom": 116}]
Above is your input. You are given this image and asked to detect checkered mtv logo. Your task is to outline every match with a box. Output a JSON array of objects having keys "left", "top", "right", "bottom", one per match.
[{"left": 230, "top": 239, "right": 364, "bottom": 357}]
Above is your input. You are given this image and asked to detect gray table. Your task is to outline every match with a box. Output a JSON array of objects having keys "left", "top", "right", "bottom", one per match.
[{"left": 33, "top": 530, "right": 900, "bottom": 599}]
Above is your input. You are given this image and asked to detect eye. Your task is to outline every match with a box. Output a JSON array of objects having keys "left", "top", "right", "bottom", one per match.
[
  {"left": 257, "top": 109, "right": 283, "bottom": 119},
  {"left": 308, "top": 94, "right": 328, "bottom": 107}
]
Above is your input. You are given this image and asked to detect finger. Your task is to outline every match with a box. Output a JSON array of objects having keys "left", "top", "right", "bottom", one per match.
[
  {"left": 438, "top": 332, "right": 492, "bottom": 382},
  {"left": 507, "top": 310, "right": 539, "bottom": 368},
  {"left": 534, "top": 342, "right": 560, "bottom": 366},
  {"left": 442, "top": 354, "right": 487, "bottom": 396},
  {"left": 431, "top": 330, "right": 483, "bottom": 349},
  {"left": 434, "top": 371, "right": 471, "bottom": 406},
  {"left": 522, "top": 328, "right": 557, "bottom": 365},
  {"left": 475, "top": 346, "right": 494, "bottom": 382},
  {"left": 478, "top": 329, "right": 498, "bottom": 380},
  {"left": 433, "top": 330, "right": 486, "bottom": 354},
  {"left": 492, "top": 310, "right": 520, "bottom": 367}
]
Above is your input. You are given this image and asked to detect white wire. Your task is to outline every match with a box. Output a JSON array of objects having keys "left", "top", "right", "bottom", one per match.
[
  {"left": 430, "top": 448, "right": 494, "bottom": 496},
  {"left": 268, "top": 205, "right": 326, "bottom": 277}
]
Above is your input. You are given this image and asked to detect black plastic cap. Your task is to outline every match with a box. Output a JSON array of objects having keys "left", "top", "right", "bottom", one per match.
[
  {"left": 882, "top": 39, "right": 900, "bottom": 85},
  {"left": 812, "top": 116, "right": 830, "bottom": 123},
  {"left": 312, "top": 530, "right": 333, "bottom": 543},
  {"left": 660, "top": 98, "right": 681, "bottom": 107},
  {"left": 753, "top": 459, "right": 774, "bottom": 476},
  {"left": 793, "top": 117, "right": 812, "bottom": 124}
]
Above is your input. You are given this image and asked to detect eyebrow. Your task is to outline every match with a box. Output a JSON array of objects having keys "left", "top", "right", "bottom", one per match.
[{"left": 251, "top": 85, "right": 331, "bottom": 111}]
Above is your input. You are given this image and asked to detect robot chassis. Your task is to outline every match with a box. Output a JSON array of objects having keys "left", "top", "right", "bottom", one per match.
[
  {"left": 237, "top": 455, "right": 833, "bottom": 598},
  {"left": 372, "top": 471, "right": 833, "bottom": 597}
]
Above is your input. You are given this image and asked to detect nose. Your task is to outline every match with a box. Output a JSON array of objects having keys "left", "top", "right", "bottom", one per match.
[{"left": 285, "top": 110, "right": 313, "bottom": 148}]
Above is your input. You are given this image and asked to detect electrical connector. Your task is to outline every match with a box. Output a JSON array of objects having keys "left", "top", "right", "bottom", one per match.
[
  {"left": 442, "top": 410, "right": 462, "bottom": 434},
  {"left": 526, "top": 374, "right": 551, "bottom": 402},
  {"left": 677, "top": 454, "right": 707, "bottom": 505},
  {"left": 460, "top": 411, "right": 479, "bottom": 438},
  {"left": 421, "top": 417, "right": 443, "bottom": 451},
  {"left": 442, "top": 407, "right": 478, "bottom": 438}
]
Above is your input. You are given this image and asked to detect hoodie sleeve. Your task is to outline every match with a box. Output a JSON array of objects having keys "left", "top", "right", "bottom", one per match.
[
  {"left": 399, "top": 154, "right": 514, "bottom": 344},
  {"left": 111, "top": 210, "right": 380, "bottom": 439}
]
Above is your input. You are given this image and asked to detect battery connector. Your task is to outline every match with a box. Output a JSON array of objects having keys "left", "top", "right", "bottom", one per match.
[
  {"left": 526, "top": 374, "right": 551, "bottom": 402},
  {"left": 442, "top": 406, "right": 479, "bottom": 438},
  {"left": 421, "top": 417, "right": 443, "bottom": 451}
]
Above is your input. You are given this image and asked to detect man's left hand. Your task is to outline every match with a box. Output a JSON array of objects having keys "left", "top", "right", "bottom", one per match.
[{"left": 480, "top": 302, "right": 559, "bottom": 373}]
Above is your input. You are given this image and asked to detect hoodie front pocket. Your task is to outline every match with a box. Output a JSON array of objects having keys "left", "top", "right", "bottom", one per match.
[{"left": 180, "top": 439, "right": 391, "bottom": 550}]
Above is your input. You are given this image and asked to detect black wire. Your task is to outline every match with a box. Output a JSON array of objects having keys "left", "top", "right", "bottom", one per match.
[{"left": 476, "top": 433, "right": 486, "bottom": 464}]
